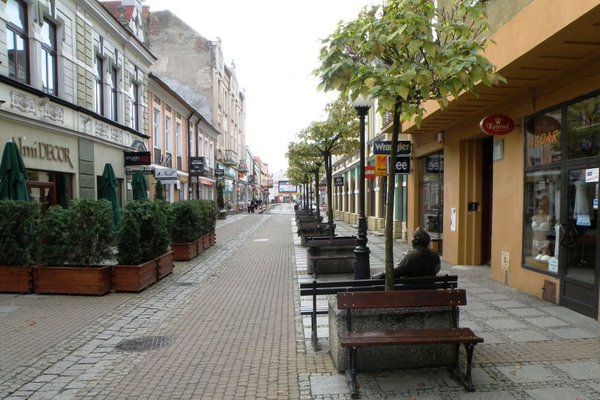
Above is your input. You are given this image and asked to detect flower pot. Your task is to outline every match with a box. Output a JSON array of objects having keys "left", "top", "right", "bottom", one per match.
[
  {"left": 35, "top": 265, "right": 112, "bottom": 296},
  {"left": 171, "top": 241, "right": 198, "bottom": 261},
  {"left": 0, "top": 265, "right": 34, "bottom": 293},
  {"left": 112, "top": 259, "right": 158, "bottom": 292},
  {"left": 157, "top": 251, "right": 174, "bottom": 280}
]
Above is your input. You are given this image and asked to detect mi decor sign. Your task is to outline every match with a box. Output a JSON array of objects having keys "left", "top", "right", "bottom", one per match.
[
  {"left": 373, "top": 140, "right": 412, "bottom": 175},
  {"left": 479, "top": 114, "right": 515, "bottom": 136}
]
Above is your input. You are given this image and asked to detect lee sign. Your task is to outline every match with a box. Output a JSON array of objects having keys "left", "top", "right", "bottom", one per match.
[{"left": 479, "top": 114, "right": 515, "bottom": 136}]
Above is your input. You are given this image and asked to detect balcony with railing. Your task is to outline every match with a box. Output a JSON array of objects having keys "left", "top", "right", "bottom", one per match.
[{"left": 219, "top": 148, "right": 238, "bottom": 167}]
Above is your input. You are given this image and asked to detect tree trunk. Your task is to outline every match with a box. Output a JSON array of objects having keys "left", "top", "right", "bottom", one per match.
[
  {"left": 314, "top": 169, "right": 321, "bottom": 221},
  {"left": 385, "top": 99, "right": 402, "bottom": 291},
  {"left": 325, "top": 152, "right": 334, "bottom": 238}
]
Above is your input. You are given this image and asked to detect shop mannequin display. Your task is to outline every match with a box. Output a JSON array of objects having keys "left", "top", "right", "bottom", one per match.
[{"left": 531, "top": 195, "right": 552, "bottom": 259}]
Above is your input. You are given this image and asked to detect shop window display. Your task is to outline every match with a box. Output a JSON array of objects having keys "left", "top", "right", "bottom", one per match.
[
  {"left": 567, "top": 94, "right": 600, "bottom": 160},
  {"left": 523, "top": 170, "right": 561, "bottom": 273}
]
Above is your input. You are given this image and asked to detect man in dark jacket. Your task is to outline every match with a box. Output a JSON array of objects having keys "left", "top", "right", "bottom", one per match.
[{"left": 372, "top": 227, "right": 441, "bottom": 279}]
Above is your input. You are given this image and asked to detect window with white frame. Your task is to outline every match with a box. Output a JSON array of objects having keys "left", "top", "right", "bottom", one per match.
[
  {"left": 165, "top": 115, "right": 172, "bottom": 153},
  {"left": 129, "top": 81, "right": 139, "bottom": 130},
  {"left": 176, "top": 121, "right": 182, "bottom": 156},
  {"left": 6, "top": 0, "right": 29, "bottom": 84},
  {"left": 40, "top": 18, "right": 57, "bottom": 95},
  {"left": 153, "top": 108, "right": 161, "bottom": 149},
  {"left": 107, "top": 64, "right": 118, "bottom": 122},
  {"left": 94, "top": 56, "right": 104, "bottom": 115}
]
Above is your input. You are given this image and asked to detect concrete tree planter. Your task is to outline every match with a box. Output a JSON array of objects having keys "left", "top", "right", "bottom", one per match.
[
  {"left": 171, "top": 241, "right": 198, "bottom": 261},
  {"left": 0, "top": 265, "right": 34, "bottom": 294},
  {"left": 157, "top": 251, "right": 175, "bottom": 280},
  {"left": 35, "top": 265, "right": 112, "bottom": 296},
  {"left": 328, "top": 295, "right": 456, "bottom": 372},
  {"left": 305, "top": 236, "right": 356, "bottom": 275},
  {"left": 112, "top": 259, "right": 157, "bottom": 292}
]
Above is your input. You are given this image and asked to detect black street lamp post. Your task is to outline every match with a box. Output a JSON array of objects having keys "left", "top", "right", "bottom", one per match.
[{"left": 351, "top": 94, "right": 372, "bottom": 279}]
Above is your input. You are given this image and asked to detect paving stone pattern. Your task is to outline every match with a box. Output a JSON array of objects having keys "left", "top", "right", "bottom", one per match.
[{"left": 2, "top": 204, "right": 600, "bottom": 399}]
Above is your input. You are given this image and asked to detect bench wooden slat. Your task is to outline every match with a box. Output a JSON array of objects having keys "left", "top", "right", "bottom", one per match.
[
  {"left": 340, "top": 327, "right": 483, "bottom": 347},
  {"left": 337, "top": 289, "right": 466, "bottom": 309},
  {"left": 299, "top": 275, "right": 457, "bottom": 289}
]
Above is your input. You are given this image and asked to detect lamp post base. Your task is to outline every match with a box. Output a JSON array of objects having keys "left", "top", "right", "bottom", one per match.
[
  {"left": 354, "top": 215, "right": 370, "bottom": 279},
  {"left": 354, "top": 245, "right": 371, "bottom": 279}
]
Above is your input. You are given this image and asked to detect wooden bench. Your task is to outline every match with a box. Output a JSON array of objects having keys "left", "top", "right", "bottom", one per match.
[
  {"left": 337, "top": 289, "right": 483, "bottom": 397},
  {"left": 299, "top": 275, "right": 458, "bottom": 350}
]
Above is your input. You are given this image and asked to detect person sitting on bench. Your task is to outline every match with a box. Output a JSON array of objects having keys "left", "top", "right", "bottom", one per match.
[{"left": 372, "top": 226, "right": 441, "bottom": 278}]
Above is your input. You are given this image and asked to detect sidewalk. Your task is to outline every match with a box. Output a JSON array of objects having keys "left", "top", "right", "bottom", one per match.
[
  {"left": 297, "top": 211, "right": 600, "bottom": 399},
  {"left": 1, "top": 203, "right": 600, "bottom": 399}
]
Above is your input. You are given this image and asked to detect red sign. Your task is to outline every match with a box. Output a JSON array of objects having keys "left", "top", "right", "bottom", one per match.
[
  {"left": 479, "top": 114, "right": 515, "bottom": 136},
  {"left": 365, "top": 165, "right": 376, "bottom": 179}
]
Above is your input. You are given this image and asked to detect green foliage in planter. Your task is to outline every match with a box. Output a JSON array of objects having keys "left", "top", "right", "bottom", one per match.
[
  {"left": 201, "top": 200, "right": 217, "bottom": 233},
  {"left": 216, "top": 181, "right": 225, "bottom": 210},
  {"left": 37, "top": 205, "right": 70, "bottom": 266},
  {"left": 0, "top": 200, "right": 39, "bottom": 265},
  {"left": 169, "top": 201, "right": 200, "bottom": 243},
  {"left": 155, "top": 181, "right": 164, "bottom": 201},
  {"left": 116, "top": 210, "right": 142, "bottom": 265},
  {"left": 118, "top": 200, "right": 170, "bottom": 263},
  {"left": 37, "top": 200, "right": 115, "bottom": 266},
  {"left": 67, "top": 199, "right": 114, "bottom": 266}
]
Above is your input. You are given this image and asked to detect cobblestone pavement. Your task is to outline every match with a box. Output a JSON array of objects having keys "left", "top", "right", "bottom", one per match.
[{"left": 2, "top": 203, "right": 600, "bottom": 399}]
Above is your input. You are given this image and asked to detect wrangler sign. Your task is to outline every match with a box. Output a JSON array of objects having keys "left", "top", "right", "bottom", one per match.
[{"left": 373, "top": 140, "right": 412, "bottom": 155}]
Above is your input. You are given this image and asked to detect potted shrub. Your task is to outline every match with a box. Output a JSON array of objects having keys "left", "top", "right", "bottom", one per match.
[
  {"left": 199, "top": 200, "right": 217, "bottom": 248},
  {"left": 169, "top": 200, "right": 200, "bottom": 260},
  {"left": 35, "top": 199, "right": 114, "bottom": 295},
  {"left": 0, "top": 200, "right": 39, "bottom": 293},
  {"left": 114, "top": 200, "right": 172, "bottom": 291}
]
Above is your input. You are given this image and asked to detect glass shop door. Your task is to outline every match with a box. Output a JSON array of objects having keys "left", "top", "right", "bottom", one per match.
[{"left": 560, "top": 167, "right": 599, "bottom": 318}]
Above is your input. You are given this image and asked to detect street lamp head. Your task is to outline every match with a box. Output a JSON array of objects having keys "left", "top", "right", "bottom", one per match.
[{"left": 349, "top": 92, "right": 373, "bottom": 115}]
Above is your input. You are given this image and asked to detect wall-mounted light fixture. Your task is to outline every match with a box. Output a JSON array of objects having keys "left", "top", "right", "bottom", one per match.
[{"left": 436, "top": 130, "right": 444, "bottom": 145}]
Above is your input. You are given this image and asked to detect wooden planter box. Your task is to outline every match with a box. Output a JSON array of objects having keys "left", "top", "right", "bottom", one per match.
[
  {"left": 0, "top": 265, "right": 34, "bottom": 294},
  {"left": 112, "top": 259, "right": 157, "bottom": 292},
  {"left": 171, "top": 241, "right": 198, "bottom": 261},
  {"left": 196, "top": 237, "right": 204, "bottom": 254},
  {"left": 35, "top": 265, "right": 112, "bottom": 296},
  {"left": 157, "top": 251, "right": 174, "bottom": 280}
]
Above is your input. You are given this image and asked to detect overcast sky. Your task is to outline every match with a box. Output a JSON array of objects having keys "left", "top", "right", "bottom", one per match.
[{"left": 142, "top": 0, "right": 377, "bottom": 176}]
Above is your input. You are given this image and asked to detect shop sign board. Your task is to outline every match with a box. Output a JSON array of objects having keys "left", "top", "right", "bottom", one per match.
[
  {"left": 365, "top": 165, "right": 376, "bottom": 179},
  {"left": 154, "top": 166, "right": 177, "bottom": 183},
  {"left": 189, "top": 156, "right": 208, "bottom": 175},
  {"left": 373, "top": 140, "right": 412, "bottom": 155},
  {"left": 479, "top": 114, "right": 515, "bottom": 135},
  {"left": 334, "top": 176, "right": 344, "bottom": 186},
  {"left": 390, "top": 156, "right": 411, "bottom": 174},
  {"left": 375, "top": 155, "right": 387, "bottom": 176},
  {"left": 124, "top": 151, "right": 151, "bottom": 166},
  {"left": 215, "top": 168, "right": 225, "bottom": 177}
]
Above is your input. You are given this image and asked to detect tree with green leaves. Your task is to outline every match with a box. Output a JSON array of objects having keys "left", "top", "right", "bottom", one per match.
[
  {"left": 298, "top": 97, "right": 359, "bottom": 236},
  {"left": 315, "top": 0, "right": 503, "bottom": 289},
  {"left": 154, "top": 181, "right": 164, "bottom": 201},
  {"left": 287, "top": 141, "right": 325, "bottom": 221}
]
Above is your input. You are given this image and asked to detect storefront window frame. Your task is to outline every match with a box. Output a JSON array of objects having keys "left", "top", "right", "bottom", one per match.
[{"left": 522, "top": 89, "right": 600, "bottom": 277}]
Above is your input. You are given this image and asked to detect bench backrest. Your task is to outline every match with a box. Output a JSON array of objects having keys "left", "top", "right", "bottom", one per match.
[
  {"left": 337, "top": 289, "right": 466, "bottom": 309},
  {"left": 299, "top": 275, "right": 458, "bottom": 296}
]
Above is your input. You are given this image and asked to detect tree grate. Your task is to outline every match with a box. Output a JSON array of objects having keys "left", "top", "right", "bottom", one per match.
[{"left": 116, "top": 336, "right": 173, "bottom": 352}]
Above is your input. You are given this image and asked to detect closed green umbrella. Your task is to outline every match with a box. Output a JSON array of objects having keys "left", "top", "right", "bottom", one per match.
[
  {"left": 100, "top": 163, "right": 121, "bottom": 225},
  {"left": 131, "top": 169, "right": 148, "bottom": 200},
  {"left": 0, "top": 141, "right": 29, "bottom": 201}
]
